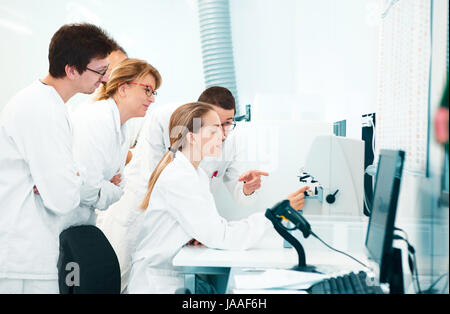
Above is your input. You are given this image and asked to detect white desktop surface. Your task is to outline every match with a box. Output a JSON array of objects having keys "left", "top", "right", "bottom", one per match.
[
  {"left": 173, "top": 246, "right": 370, "bottom": 294},
  {"left": 173, "top": 246, "right": 368, "bottom": 271},
  {"left": 173, "top": 216, "right": 370, "bottom": 271},
  {"left": 173, "top": 246, "right": 296, "bottom": 269},
  {"left": 172, "top": 233, "right": 370, "bottom": 293},
  {"left": 172, "top": 216, "right": 372, "bottom": 293}
]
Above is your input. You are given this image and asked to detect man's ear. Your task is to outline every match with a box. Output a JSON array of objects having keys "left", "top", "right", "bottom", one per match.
[{"left": 65, "top": 65, "right": 80, "bottom": 81}]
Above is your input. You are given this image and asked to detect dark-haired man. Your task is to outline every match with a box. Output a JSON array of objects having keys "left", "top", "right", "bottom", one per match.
[
  {"left": 0, "top": 23, "right": 116, "bottom": 293},
  {"left": 131, "top": 86, "right": 269, "bottom": 204}
]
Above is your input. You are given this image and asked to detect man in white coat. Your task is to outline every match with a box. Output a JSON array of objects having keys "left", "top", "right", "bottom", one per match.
[
  {"left": 126, "top": 86, "right": 268, "bottom": 205},
  {"left": 0, "top": 23, "right": 116, "bottom": 294}
]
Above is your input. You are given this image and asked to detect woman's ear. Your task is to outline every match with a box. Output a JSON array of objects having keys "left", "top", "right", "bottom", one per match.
[
  {"left": 117, "top": 83, "right": 128, "bottom": 97},
  {"left": 185, "top": 132, "right": 196, "bottom": 145}
]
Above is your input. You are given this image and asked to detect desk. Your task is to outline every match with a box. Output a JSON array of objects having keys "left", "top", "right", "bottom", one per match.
[
  {"left": 172, "top": 245, "right": 369, "bottom": 293},
  {"left": 172, "top": 246, "right": 294, "bottom": 293},
  {"left": 172, "top": 216, "right": 370, "bottom": 293}
]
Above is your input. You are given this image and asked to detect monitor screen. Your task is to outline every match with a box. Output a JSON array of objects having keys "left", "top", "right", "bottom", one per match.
[{"left": 365, "top": 149, "right": 405, "bottom": 283}]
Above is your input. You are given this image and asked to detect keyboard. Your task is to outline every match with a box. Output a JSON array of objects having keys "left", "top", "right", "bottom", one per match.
[{"left": 308, "top": 271, "right": 384, "bottom": 294}]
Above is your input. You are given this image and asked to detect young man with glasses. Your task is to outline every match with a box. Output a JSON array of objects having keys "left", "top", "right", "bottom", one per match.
[
  {"left": 125, "top": 86, "right": 269, "bottom": 208},
  {"left": 0, "top": 23, "right": 116, "bottom": 293}
]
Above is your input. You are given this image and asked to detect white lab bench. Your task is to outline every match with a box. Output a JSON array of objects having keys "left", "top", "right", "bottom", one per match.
[{"left": 172, "top": 215, "right": 371, "bottom": 293}]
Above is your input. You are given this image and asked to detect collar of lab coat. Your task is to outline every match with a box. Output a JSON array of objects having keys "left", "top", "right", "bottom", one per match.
[
  {"left": 107, "top": 98, "right": 123, "bottom": 136},
  {"left": 37, "top": 80, "right": 72, "bottom": 132},
  {"left": 37, "top": 80, "right": 65, "bottom": 106},
  {"left": 173, "top": 150, "right": 202, "bottom": 178}
]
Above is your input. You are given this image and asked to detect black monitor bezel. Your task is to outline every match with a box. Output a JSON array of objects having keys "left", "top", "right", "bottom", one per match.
[{"left": 364, "top": 149, "right": 405, "bottom": 283}]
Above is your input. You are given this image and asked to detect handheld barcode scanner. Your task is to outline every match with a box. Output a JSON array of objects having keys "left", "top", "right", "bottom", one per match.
[{"left": 265, "top": 200, "right": 319, "bottom": 273}]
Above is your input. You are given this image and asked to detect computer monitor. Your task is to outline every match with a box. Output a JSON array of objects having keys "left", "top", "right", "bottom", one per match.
[{"left": 365, "top": 149, "right": 405, "bottom": 284}]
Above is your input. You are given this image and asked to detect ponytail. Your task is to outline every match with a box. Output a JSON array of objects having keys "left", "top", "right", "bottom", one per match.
[
  {"left": 140, "top": 150, "right": 174, "bottom": 210},
  {"left": 96, "top": 83, "right": 109, "bottom": 101}
]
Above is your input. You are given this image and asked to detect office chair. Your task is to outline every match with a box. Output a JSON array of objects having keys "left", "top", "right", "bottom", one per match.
[{"left": 57, "top": 225, "right": 121, "bottom": 294}]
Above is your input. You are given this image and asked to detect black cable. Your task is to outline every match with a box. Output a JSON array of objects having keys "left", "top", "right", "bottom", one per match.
[
  {"left": 393, "top": 233, "right": 422, "bottom": 293},
  {"left": 441, "top": 273, "right": 449, "bottom": 293},
  {"left": 421, "top": 272, "right": 449, "bottom": 293},
  {"left": 411, "top": 249, "right": 422, "bottom": 293},
  {"left": 310, "top": 231, "right": 370, "bottom": 269},
  {"left": 394, "top": 227, "right": 408, "bottom": 240}
]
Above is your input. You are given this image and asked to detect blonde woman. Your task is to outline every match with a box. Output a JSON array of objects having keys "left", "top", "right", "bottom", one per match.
[
  {"left": 127, "top": 102, "right": 308, "bottom": 293},
  {"left": 65, "top": 58, "right": 162, "bottom": 229}
]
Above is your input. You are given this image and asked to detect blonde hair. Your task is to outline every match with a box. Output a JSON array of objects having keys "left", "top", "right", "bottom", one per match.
[
  {"left": 140, "top": 102, "right": 215, "bottom": 210},
  {"left": 95, "top": 58, "right": 162, "bottom": 101}
]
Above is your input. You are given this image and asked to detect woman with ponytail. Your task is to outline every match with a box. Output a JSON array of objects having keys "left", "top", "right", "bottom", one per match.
[
  {"left": 126, "top": 102, "right": 309, "bottom": 294},
  {"left": 66, "top": 58, "right": 161, "bottom": 228}
]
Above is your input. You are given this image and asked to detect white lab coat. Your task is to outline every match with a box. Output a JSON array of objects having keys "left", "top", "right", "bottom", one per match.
[
  {"left": 126, "top": 151, "right": 271, "bottom": 294},
  {"left": 125, "top": 117, "right": 144, "bottom": 149},
  {"left": 67, "top": 98, "right": 129, "bottom": 227},
  {"left": 0, "top": 80, "right": 99, "bottom": 280},
  {"left": 96, "top": 103, "right": 257, "bottom": 291}
]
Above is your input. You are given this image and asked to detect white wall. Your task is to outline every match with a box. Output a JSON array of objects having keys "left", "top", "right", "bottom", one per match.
[
  {"left": 0, "top": 0, "right": 205, "bottom": 111},
  {"left": 230, "top": 0, "right": 379, "bottom": 139}
]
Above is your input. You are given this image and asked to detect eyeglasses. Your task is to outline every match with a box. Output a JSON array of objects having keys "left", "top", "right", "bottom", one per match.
[
  {"left": 127, "top": 82, "right": 157, "bottom": 97},
  {"left": 221, "top": 121, "right": 236, "bottom": 134},
  {"left": 86, "top": 66, "right": 108, "bottom": 77}
]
